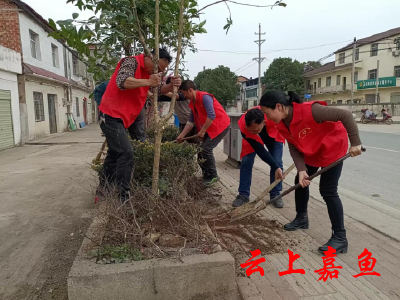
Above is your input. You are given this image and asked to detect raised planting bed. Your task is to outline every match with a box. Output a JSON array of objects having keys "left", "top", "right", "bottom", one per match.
[{"left": 68, "top": 208, "right": 240, "bottom": 300}]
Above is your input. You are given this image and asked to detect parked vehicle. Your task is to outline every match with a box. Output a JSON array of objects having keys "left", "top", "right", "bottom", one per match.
[{"left": 361, "top": 108, "right": 393, "bottom": 125}]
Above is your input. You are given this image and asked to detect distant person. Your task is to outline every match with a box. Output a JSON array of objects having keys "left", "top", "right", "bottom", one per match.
[
  {"left": 259, "top": 90, "right": 362, "bottom": 254},
  {"left": 177, "top": 80, "right": 230, "bottom": 186}
]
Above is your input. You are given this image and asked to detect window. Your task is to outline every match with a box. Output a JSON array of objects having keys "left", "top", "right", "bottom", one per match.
[
  {"left": 326, "top": 76, "right": 331, "bottom": 87},
  {"left": 29, "top": 30, "right": 40, "bottom": 59},
  {"left": 355, "top": 48, "right": 359, "bottom": 61},
  {"left": 76, "top": 97, "right": 80, "bottom": 117},
  {"left": 337, "top": 100, "right": 343, "bottom": 104},
  {"left": 339, "top": 53, "right": 345, "bottom": 64},
  {"left": 245, "top": 88, "right": 257, "bottom": 98},
  {"left": 354, "top": 71, "right": 358, "bottom": 82},
  {"left": 336, "top": 75, "right": 341, "bottom": 86},
  {"left": 33, "top": 92, "right": 45, "bottom": 122},
  {"left": 318, "top": 78, "right": 321, "bottom": 88},
  {"left": 368, "top": 69, "right": 377, "bottom": 80},
  {"left": 72, "top": 55, "right": 79, "bottom": 76},
  {"left": 370, "top": 43, "right": 378, "bottom": 56},
  {"left": 51, "top": 44, "right": 59, "bottom": 68},
  {"left": 395, "top": 66, "right": 400, "bottom": 78}
]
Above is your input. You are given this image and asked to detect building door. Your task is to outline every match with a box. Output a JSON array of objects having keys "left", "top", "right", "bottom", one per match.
[
  {"left": 91, "top": 102, "right": 95, "bottom": 123},
  {"left": 390, "top": 92, "right": 400, "bottom": 103},
  {"left": 366, "top": 94, "right": 378, "bottom": 103},
  {"left": 342, "top": 77, "right": 347, "bottom": 90},
  {"left": 313, "top": 82, "right": 316, "bottom": 94},
  {"left": 83, "top": 99, "right": 88, "bottom": 124},
  {"left": 0, "top": 90, "right": 15, "bottom": 151},
  {"left": 48, "top": 94, "right": 57, "bottom": 134}
]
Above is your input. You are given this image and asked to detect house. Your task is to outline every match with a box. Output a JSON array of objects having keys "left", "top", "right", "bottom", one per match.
[
  {"left": 0, "top": 0, "right": 96, "bottom": 147},
  {"left": 0, "top": 0, "right": 22, "bottom": 151},
  {"left": 237, "top": 76, "right": 265, "bottom": 111},
  {"left": 304, "top": 27, "right": 400, "bottom": 104}
]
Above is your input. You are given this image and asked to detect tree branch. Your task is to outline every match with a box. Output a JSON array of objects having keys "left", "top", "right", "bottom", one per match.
[
  {"left": 198, "top": 0, "right": 283, "bottom": 12},
  {"left": 132, "top": 0, "right": 151, "bottom": 56},
  {"left": 157, "top": 0, "right": 185, "bottom": 130}
]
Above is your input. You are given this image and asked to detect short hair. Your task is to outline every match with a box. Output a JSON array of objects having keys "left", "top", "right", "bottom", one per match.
[
  {"left": 179, "top": 80, "right": 197, "bottom": 91},
  {"left": 151, "top": 47, "right": 172, "bottom": 63},
  {"left": 245, "top": 108, "right": 265, "bottom": 127}
]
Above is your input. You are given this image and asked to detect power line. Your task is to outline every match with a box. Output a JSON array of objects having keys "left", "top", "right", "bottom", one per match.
[{"left": 197, "top": 39, "right": 353, "bottom": 55}]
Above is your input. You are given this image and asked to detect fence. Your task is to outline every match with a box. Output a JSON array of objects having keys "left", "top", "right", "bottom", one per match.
[{"left": 331, "top": 102, "right": 400, "bottom": 118}]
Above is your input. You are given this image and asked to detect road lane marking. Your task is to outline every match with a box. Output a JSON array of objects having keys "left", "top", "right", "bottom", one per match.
[{"left": 363, "top": 145, "right": 400, "bottom": 153}]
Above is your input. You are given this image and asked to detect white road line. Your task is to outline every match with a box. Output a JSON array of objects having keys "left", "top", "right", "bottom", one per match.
[{"left": 363, "top": 145, "right": 400, "bottom": 153}]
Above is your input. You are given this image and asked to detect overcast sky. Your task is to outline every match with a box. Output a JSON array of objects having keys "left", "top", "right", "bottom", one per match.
[{"left": 23, "top": 0, "right": 399, "bottom": 79}]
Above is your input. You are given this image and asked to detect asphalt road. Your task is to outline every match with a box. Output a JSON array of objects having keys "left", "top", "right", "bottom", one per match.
[{"left": 282, "top": 123, "right": 400, "bottom": 211}]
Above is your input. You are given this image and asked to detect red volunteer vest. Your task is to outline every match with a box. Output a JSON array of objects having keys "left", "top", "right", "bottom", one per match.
[
  {"left": 238, "top": 106, "right": 285, "bottom": 159},
  {"left": 277, "top": 101, "right": 348, "bottom": 167},
  {"left": 99, "top": 54, "right": 150, "bottom": 128},
  {"left": 188, "top": 91, "right": 231, "bottom": 139}
]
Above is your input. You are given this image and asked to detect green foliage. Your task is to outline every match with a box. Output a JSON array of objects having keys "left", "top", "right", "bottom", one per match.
[
  {"left": 263, "top": 57, "right": 305, "bottom": 95},
  {"left": 48, "top": 0, "right": 207, "bottom": 84},
  {"left": 193, "top": 65, "right": 238, "bottom": 107},
  {"left": 131, "top": 139, "right": 198, "bottom": 195},
  {"left": 146, "top": 124, "right": 180, "bottom": 143},
  {"left": 306, "top": 61, "right": 322, "bottom": 70},
  {"left": 96, "top": 244, "right": 143, "bottom": 263}
]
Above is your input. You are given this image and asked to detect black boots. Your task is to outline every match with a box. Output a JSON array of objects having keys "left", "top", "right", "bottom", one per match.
[
  {"left": 318, "top": 230, "right": 348, "bottom": 254},
  {"left": 284, "top": 212, "right": 309, "bottom": 231}
]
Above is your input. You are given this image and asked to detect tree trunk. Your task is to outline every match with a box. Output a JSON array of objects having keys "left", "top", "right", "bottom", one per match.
[
  {"left": 150, "top": 0, "right": 185, "bottom": 196},
  {"left": 151, "top": 0, "right": 161, "bottom": 196}
]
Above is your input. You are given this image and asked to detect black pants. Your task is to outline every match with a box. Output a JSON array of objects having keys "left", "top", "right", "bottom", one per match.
[
  {"left": 100, "top": 114, "right": 134, "bottom": 195},
  {"left": 295, "top": 162, "right": 345, "bottom": 233},
  {"left": 198, "top": 126, "right": 229, "bottom": 179},
  {"left": 128, "top": 108, "right": 146, "bottom": 142}
]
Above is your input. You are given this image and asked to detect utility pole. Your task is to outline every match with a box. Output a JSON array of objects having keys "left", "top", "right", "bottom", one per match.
[
  {"left": 375, "top": 60, "right": 380, "bottom": 103},
  {"left": 253, "top": 24, "right": 266, "bottom": 100},
  {"left": 351, "top": 37, "right": 356, "bottom": 103}
]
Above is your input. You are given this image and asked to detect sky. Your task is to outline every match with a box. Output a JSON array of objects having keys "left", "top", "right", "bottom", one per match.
[{"left": 22, "top": 0, "right": 400, "bottom": 79}]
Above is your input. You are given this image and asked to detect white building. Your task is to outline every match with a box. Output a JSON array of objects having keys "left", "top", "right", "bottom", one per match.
[
  {"left": 0, "top": 0, "right": 96, "bottom": 147},
  {"left": 304, "top": 27, "right": 400, "bottom": 104}
]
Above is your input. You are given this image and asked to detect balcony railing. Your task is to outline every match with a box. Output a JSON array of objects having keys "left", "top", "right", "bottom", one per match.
[{"left": 307, "top": 84, "right": 357, "bottom": 95}]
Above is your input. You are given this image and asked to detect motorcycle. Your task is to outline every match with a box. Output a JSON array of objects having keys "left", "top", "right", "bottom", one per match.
[{"left": 360, "top": 109, "right": 393, "bottom": 125}]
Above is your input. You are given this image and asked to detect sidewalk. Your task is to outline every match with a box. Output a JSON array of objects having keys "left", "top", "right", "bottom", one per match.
[{"left": 214, "top": 147, "right": 400, "bottom": 300}]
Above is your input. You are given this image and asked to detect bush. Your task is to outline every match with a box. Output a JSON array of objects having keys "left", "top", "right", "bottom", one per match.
[
  {"left": 146, "top": 124, "right": 180, "bottom": 143},
  {"left": 131, "top": 140, "right": 198, "bottom": 195}
]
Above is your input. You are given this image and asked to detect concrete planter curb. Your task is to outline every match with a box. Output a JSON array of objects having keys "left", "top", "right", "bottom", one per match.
[{"left": 68, "top": 210, "right": 240, "bottom": 300}]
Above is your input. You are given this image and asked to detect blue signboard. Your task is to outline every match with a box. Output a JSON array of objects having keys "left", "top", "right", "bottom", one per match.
[{"left": 304, "top": 94, "right": 312, "bottom": 99}]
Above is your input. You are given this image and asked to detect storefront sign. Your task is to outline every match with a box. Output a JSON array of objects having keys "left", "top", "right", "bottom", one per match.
[{"left": 357, "top": 76, "right": 397, "bottom": 90}]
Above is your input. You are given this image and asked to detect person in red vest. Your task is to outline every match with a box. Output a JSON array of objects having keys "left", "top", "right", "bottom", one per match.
[
  {"left": 232, "top": 107, "right": 285, "bottom": 208},
  {"left": 177, "top": 80, "right": 231, "bottom": 186},
  {"left": 99, "top": 48, "right": 181, "bottom": 203},
  {"left": 259, "top": 90, "right": 363, "bottom": 254}
]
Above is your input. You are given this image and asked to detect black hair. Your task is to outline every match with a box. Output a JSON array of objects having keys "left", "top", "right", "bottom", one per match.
[
  {"left": 245, "top": 108, "right": 264, "bottom": 127},
  {"left": 151, "top": 47, "right": 172, "bottom": 63},
  {"left": 259, "top": 90, "right": 303, "bottom": 109},
  {"left": 179, "top": 80, "right": 197, "bottom": 91}
]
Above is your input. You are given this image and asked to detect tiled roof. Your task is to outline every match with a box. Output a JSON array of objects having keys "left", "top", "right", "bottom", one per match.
[
  {"left": 303, "top": 62, "right": 353, "bottom": 77},
  {"left": 335, "top": 27, "right": 400, "bottom": 53},
  {"left": 23, "top": 63, "right": 71, "bottom": 84}
]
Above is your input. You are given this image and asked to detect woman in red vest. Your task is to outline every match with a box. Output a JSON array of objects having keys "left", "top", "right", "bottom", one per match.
[
  {"left": 259, "top": 91, "right": 362, "bottom": 254},
  {"left": 233, "top": 107, "right": 285, "bottom": 208},
  {"left": 99, "top": 49, "right": 180, "bottom": 203},
  {"left": 177, "top": 80, "right": 231, "bottom": 186}
]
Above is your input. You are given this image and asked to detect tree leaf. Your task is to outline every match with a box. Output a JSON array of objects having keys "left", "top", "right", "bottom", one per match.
[
  {"left": 48, "top": 18, "right": 57, "bottom": 30},
  {"left": 278, "top": 2, "right": 287, "bottom": 7},
  {"left": 72, "top": 13, "right": 79, "bottom": 19},
  {"left": 144, "top": 17, "right": 153, "bottom": 25}
]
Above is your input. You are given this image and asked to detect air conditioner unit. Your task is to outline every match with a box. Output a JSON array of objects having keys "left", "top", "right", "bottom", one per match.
[{"left": 392, "top": 50, "right": 400, "bottom": 57}]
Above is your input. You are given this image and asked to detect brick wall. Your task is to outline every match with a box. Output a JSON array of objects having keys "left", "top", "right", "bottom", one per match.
[{"left": 0, "top": 0, "right": 21, "bottom": 53}]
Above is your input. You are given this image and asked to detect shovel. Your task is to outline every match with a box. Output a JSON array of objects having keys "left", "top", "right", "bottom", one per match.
[
  {"left": 230, "top": 147, "right": 366, "bottom": 223},
  {"left": 174, "top": 135, "right": 198, "bottom": 143},
  {"left": 230, "top": 163, "right": 296, "bottom": 222}
]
